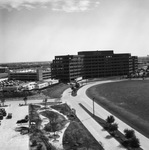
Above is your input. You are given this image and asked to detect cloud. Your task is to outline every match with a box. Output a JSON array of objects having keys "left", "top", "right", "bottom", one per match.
[{"left": 0, "top": 0, "right": 100, "bottom": 12}]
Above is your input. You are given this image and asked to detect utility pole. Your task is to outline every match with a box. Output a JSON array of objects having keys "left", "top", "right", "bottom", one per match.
[{"left": 93, "top": 97, "right": 95, "bottom": 117}]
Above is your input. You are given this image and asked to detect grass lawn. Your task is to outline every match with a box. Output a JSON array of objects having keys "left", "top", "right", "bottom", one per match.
[
  {"left": 86, "top": 80, "right": 149, "bottom": 138},
  {"left": 3, "top": 83, "right": 69, "bottom": 101},
  {"left": 41, "top": 83, "right": 70, "bottom": 98}
]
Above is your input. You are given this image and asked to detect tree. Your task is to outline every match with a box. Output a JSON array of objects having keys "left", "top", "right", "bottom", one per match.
[
  {"left": 106, "top": 115, "right": 115, "bottom": 125},
  {"left": 75, "top": 82, "right": 80, "bottom": 89},
  {"left": 51, "top": 121, "right": 59, "bottom": 136},
  {"left": 23, "top": 96, "right": 27, "bottom": 105},
  {"left": 44, "top": 98, "right": 48, "bottom": 108},
  {"left": 37, "top": 143, "right": 42, "bottom": 150},
  {"left": 1, "top": 97, "right": 5, "bottom": 107},
  {"left": 124, "top": 129, "right": 135, "bottom": 139},
  {"left": 109, "top": 123, "right": 118, "bottom": 135},
  {"left": 44, "top": 120, "right": 59, "bottom": 136},
  {"left": 0, "top": 92, "right": 5, "bottom": 107},
  {"left": 129, "top": 136, "right": 140, "bottom": 148}
]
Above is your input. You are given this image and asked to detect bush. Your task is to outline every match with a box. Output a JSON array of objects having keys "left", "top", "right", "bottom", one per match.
[
  {"left": 31, "top": 140, "right": 37, "bottom": 147},
  {"left": 124, "top": 129, "right": 135, "bottom": 139},
  {"left": 129, "top": 136, "right": 140, "bottom": 148},
  {"left": 123, "top": 129, "right": 140, "bottom": 148},
  {"left": 109, "top": 123, "right": 118, "bottom": 133},
  {"left": 106, "top": 115, "right": 115, "bottom": 124}
]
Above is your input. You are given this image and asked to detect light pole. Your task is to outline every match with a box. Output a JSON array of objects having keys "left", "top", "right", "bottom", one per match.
[{"left": 93, "top": 97, "right": 95, "bottom": 117}]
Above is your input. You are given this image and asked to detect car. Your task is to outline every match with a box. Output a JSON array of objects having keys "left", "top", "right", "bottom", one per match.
[
  {"left": 0, "top": 108, "right": 7, "bottom": 116},
  {"left": 16, "top": 119, "right": 28, "bottom": 124},
  {"left": 15, "top": 126, "right": 29, "bottom": 132},
  {"left": 21, "top": 129, "right": 29, "bottom": 135},
  {"left": 6, "top": 113, "right": 12, "bottom": 119}
]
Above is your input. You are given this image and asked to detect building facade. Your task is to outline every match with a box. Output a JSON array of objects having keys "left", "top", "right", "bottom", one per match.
[
  {"left": 51, "top": 55, "right": 83, "bottom": 82},
  {"left": 78, "top": 50, "right": 138, "bottom": 79},
  {"left": 0, "top": 67, "right": 9, "bottom": 79},
  {"left": 8, "top": 68, "right": 51, "bottom": 81},
  {"left": 51, "top": 51, "right": 138, "bottom": 82}
]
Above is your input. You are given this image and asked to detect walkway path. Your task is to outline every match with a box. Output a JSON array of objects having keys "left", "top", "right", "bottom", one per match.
[{"left": 62, "top": 80, "right": 149, "bottom": 150}]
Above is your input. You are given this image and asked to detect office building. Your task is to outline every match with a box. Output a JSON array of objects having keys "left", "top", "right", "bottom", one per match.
[
  {"left": 51, "top": 50, "right": 138, "bottom": 82},
  {"left": 8, "top": 68, "right": 51, "bottom": 81},
  {"left": 51, "top": 55, "right": 83, "bottom": 82}
]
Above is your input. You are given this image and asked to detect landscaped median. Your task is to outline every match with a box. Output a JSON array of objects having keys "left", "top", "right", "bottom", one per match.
[
  {"left": 29, "top": 102, "right": 104, "bottom": 150},
  {"left": 79, "top": 103, "right": 142, "bottom": 150}
]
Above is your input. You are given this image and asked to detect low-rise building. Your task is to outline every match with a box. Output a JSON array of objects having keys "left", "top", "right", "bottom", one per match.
[{"left": 8, "top": 68, "right": 51, "bottom": 81}]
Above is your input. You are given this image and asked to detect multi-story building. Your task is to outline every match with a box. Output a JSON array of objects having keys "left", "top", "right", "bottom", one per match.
[
  {"left": 51, "top": 55, "right": 84, "bottom": 82},
  {"left": 51, "top": 51, "right": 138, "bottom": 82},
  {"left": 132, "top": 56, "right": 138, "bottom": 72},
  {"left": 8, "top": 68, "right": 51, "bottom": 81},
  {"left": 78, "top": 50, "right": 138, "bottom": 78},
  {"left": 0, "top": 67, "right": 9, "bottom": 79}
]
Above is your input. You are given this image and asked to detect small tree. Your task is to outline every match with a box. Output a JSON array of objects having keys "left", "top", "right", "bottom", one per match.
[
  {"left": 44, "top": 98, "right": 48, "bottom": 108},
  {"left": 37, "top": 143, "right": 42, "bottom": 150},
  {"left": 109, "top": 123, "right": 118, "bottom": 135},
  {"left": 124, "top": 129, "right": 135, "bottom": 139},
  {"left": 75, "top": 82, "right": 80, "bottom": 89},
  {"left": 23, "top": 96, "right": 27, "bottom": 105},
  {"left": 50, "top": 121, "right": 59, "bottom": 136},
  {"left": 129, "top": 136, "right": 140, "bottom": 148},
  {"left": 1, "top": 97, "right": 5, "bottom": 107},
  {"left": 106, "top": 115, "right": 115, "bottom": 128}
]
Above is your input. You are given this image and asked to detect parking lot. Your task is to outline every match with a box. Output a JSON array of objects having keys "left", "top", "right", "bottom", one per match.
[{"left": 0, "top": 101, "right": 29, "bottom": 150}]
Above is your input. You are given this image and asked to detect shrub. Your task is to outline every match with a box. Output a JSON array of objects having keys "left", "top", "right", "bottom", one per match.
[
  {"left": 109, "top": 123, "right": 118, "bottom": 133},
  {"left": 31, "top": 140, "right": 37, "bottom": 147},
  {"left": 106, "top": 115, "right": 115, "bottom": 124},
  {"left": 129, "top": 136, "right": 140, "bottom": 148},
  {"left": 124, "top": 129, "right": 135, "bottom": 139}
]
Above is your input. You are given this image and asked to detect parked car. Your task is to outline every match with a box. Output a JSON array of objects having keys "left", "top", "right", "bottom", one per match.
[
  {"left": 6, "top": 113, "right": 12, "bottom": 119},
  {"left": 15, "top": 126, "right": 29, "bottom": 132},
  {"left": 16, "top": 115, "right": 29, "bottom": 124},
  {"left": 0, "top": 108, "right": 7, "bottom": 116},
  {"left": 16, "top": 119, "right": 28, "bottom": 124},
  {"left": 21, "top": 128, "right": 29, "bottom": 135}
]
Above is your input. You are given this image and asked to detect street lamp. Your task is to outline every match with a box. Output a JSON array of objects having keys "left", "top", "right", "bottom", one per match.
[{"left": 93, "top": 97, "right": 95, "bottom": 117}]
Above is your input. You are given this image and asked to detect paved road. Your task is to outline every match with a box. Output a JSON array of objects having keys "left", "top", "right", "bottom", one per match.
[
  {"left": 62, "top": 80, "right": 127, "bottom": 150},
  {"left": 62, "top": 80, "right": 149, "bottom": 150}
]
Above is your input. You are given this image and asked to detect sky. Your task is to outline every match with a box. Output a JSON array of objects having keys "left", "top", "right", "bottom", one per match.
[{"left": 0, "top": 0, "right": 149, "bottom": 63}]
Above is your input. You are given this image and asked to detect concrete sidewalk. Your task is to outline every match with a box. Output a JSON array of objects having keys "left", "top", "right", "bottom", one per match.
[
  {"left": 62, "top": 88, "right": 127, "bottom": 150},
  {"left": 78, "top": 80, "right": 149, "bottom": 150},
  {"left": 62, "top": 80, "right": 149, "bottom": 150}
]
